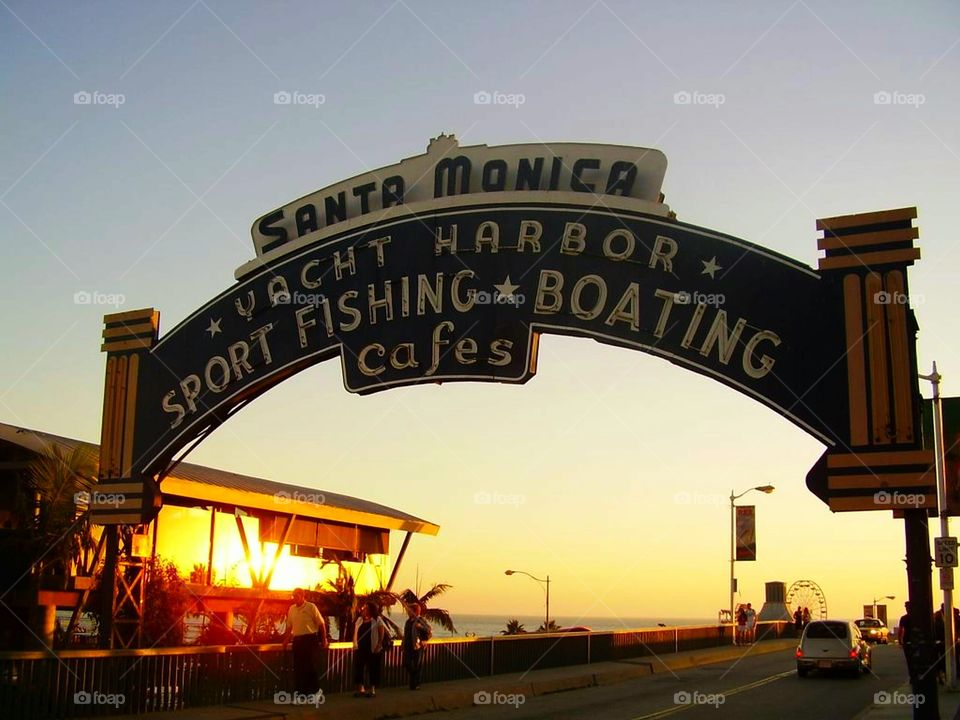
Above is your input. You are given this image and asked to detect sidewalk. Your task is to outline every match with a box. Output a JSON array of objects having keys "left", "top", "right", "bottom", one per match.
[
  {"left": 111, "top": 639, "right": 797, "bottom": 720},
  {"left": 855, "top": 684, "right": 960, "bottom": 720}
]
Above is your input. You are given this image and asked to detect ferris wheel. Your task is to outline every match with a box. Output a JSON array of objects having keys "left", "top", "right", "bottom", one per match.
[{"left": 786, "top": 580, "right": 828, "bottom": 620}]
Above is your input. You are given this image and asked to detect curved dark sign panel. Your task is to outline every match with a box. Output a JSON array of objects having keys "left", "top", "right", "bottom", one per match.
[
  {"left": 135, "top": 198, "right": 844, "bottom": 478},
  {"left": 91, "top": 137, "right": 933, "bottom": 522}
]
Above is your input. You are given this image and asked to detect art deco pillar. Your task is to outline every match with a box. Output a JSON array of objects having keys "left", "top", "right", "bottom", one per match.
[
  {"left": 816, "top": 207, "right": 936, "bottom": 511},
  {"left": 94, "top": 308, "right": 162, "bottom": 524}
]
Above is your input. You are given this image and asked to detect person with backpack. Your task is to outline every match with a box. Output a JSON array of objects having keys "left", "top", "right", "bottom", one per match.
[{"left": 403, "top": 602, "right": 433, "bottom": 690}]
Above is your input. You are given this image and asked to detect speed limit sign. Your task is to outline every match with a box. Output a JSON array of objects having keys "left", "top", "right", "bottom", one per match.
[{"left": 935, "top": 537, "right": 958, "bottom": 568}]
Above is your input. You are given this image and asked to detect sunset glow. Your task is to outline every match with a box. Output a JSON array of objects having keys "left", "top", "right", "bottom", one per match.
[{"left": 154, "top": 506, "right": 388, "bottom": 592}]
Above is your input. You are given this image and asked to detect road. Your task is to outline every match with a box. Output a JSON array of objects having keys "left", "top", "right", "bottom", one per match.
[{"left": 438, "top": 644, "right": 914, "bottom": 719}]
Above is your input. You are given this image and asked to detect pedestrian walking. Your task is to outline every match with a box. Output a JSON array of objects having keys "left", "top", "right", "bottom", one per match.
[
  {"left": 735, "top": 605, "right": 747, "bottom": 645},
  {"left": 898, "top": 601, "right": 921, "bottom": 692},
  {"left": 282, "top": 588, "right": 328, "bottom": 695},
  {"left": 745, "top": 603, "right": 757, "bottom": 643},
  {"left": 935, "top": 604, "right": 947, "bottom": 684},
  {"left": 353, "top": 601, "right": 391, "bottom": 698},
  {"left": 402, "top": 602, "right": 432, "bottom": 690},
  {"left": 793, "top": 607, "right": 803, "bottom": 637}
]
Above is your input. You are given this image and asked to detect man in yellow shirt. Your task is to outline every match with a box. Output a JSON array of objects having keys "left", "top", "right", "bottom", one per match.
[{"left": 282, "top": 588, "right": 328, "bottom": 694}]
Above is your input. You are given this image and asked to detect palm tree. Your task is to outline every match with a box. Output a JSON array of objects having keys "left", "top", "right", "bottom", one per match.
[
  {"left": 28, "top": 443, "right": 98, "bottom": 589},
  {"left": 536, "top": 619, "right": 561, "bottom": 633},
  {"left": 316, "top": 560, "right": 455, "bottom": 639},
  {"left": 501, "top": 618, "right": 526, "bottom": 635},
  {"left": 317, "top": 559, "right": 401, "bottom": 640},
  {"left": 318, "top": 561, "right": 359, "bottom": 641},
  {"left": 398, "top": 584, "right": 456, "bottom": 633}
]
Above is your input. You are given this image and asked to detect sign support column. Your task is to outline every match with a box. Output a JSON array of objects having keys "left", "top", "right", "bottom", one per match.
[
  {"left": 95, "top": 308, "right": 162, "bottom": 648},
  {"left": 814, "top": 207, "right": 938, "bottom": 719},
  {"left": 923, "top": 362, "right": 956, "bottom": 689}
]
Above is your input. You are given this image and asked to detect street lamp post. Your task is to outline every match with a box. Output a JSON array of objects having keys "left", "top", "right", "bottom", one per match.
[
  {"left": 730, "top": 485, "right": 775, "bottom": 642},
  {"left": 872, "top": 594, "right": 895, "bottom": 621},
  {"left": 920, "top": 361, "right": 955, "bottom": 689},
  {"left": 505, "top": 570, "right": 550, "bottom": 632}
]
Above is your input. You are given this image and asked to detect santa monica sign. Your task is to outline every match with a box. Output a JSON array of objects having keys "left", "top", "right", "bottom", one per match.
[
  {"left": 248, "top": 133, "right": 667, "bottom": 258},
  {"left": 93, "top": 135, "right": 935, "bottom": 522}
]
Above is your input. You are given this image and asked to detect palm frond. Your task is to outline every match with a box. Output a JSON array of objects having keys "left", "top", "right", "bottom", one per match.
[
  {"left": 28, "top": 443, "right": 98, "bottom": 585},
  {"left": 424, "top": 607, "right": 457, "bottom": 633},
  {"left": 418, "top": 583, "right": 452, "bottom": 605},
  {"left": 501, "top": 619, "right": 526, "bottom": 635},
  {"left": 398, "top": 588, "right": 418, "bottom": 605}
]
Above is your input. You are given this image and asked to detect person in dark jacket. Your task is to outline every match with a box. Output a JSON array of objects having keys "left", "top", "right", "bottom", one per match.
[
  {"left": 352, "top": 601, "right": 390, "bottom": 698},
  {"left": 402, "top": 602, "right": 432, "bottom": 690}
]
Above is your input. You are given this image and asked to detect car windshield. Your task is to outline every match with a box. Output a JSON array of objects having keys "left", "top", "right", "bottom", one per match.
[
  {"left": 805, "top": 621, "right": 849, "bottom": 639},
  {"left": 856, "top": 619, "right": 882, "bottom": 628}
]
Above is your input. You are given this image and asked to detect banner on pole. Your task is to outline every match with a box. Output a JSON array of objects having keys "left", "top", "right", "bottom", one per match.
[
  {"left": 922, "top": 397, "right": 960, "bottom": 516},
  {"left": 735, "top": 505, "right": 757, "bottom": 561}
]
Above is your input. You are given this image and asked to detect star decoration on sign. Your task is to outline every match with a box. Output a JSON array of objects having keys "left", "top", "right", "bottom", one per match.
[
  {"left": 494, "top": 276, "right": 520, "bottom": 299},
  {"left": 205, "top": 318, "right": 222, "bottom": 338},
  {"left": 701, "top": 256, "right": 722, "bottom": 279}
]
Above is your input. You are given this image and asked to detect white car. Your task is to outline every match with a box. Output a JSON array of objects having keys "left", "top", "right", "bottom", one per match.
[{"left": 796, "top": 620, "right": 872, "bottom": 677}]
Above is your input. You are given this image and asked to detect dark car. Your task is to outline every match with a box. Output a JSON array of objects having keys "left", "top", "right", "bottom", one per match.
[
  {"left": 854, "top": 618, "right": 890, "bottom": 644},
  {"left": 796, "top": 620, "right": 871, "bottom": 677}
]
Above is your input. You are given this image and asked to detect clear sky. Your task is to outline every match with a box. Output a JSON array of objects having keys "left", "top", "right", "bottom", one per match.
[{"left": 2, "top": 1, "right": 958, "bottom": 626}]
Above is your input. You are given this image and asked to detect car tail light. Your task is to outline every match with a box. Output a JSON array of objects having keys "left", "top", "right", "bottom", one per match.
[
  {"left": 796, "top": 648, "right": 803, "bottom": 658},
  {"left": 849, "top": 649, "right": 859, "bottom": 658}
]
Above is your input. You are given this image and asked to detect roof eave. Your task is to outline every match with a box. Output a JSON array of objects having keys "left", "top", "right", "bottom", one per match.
[{"left": 161, "top": 476, "right": 440, "bottom": 536}]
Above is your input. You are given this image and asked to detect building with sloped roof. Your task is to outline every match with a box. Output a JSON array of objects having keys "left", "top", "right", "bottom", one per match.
[{"left": 0, "top": 421, "right": 439, "bottom": 649}]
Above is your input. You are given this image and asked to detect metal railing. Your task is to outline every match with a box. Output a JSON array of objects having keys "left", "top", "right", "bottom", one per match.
[{"left": 0, "top": 621, "right": 789, "bottom": 718}]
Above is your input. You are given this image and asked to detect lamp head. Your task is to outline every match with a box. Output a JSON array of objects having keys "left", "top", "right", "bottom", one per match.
[
  {"left": 755, "top": 485, "right": 775, "bottom": 494},
  {"left": 504, "top": 570, "right": 514, "bottom": 576}
]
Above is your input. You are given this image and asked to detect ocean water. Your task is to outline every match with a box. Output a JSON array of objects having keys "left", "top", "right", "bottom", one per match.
[{"left": 428, "top": 614, "right": 717, "bottom": 639}]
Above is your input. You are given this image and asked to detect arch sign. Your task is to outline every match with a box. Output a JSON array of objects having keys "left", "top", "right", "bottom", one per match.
[{"left": 93, "top": 135, "right": 935, "bottom": 523}]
